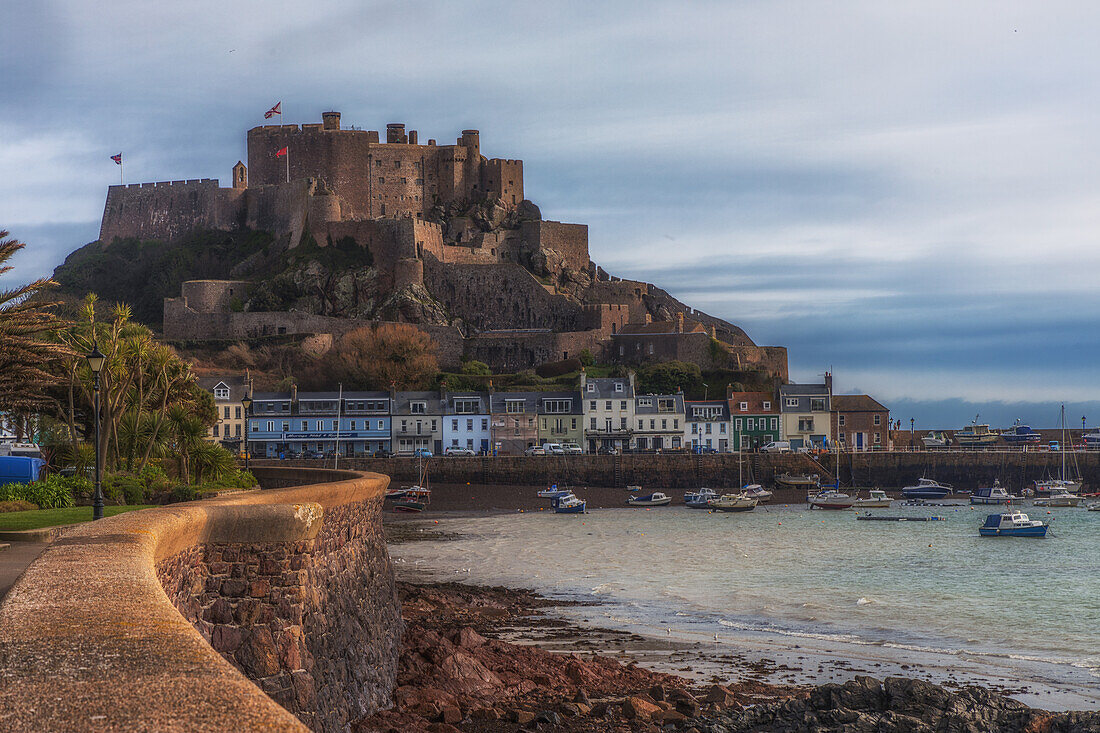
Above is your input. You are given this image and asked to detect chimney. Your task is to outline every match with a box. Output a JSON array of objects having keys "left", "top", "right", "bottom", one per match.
[
  {"left": 387, "top": 123, "right": 407, "bottom": 144},
  {"left": 408, "top": 130, "right": 418, "bottom": 145},
  {"left": 824, "top": 371, "right": 833, "bottom": 393},
  {"left": 291, "top": 383, "right": 298, "bottom": 403},
  {"left": 322, "top": 111, "right": 341, "bottom": 131},
  {"left": 428, "top": 138, "right": 436, "bottom": 146}
]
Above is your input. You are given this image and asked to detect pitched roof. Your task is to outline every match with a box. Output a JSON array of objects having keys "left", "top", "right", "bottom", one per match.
[
  {"left": 832, "top": 394, "right": 889, "bottom": 412},
  {"left": 197, "top": 375, "right": 249, "bottom": 402},
  {"left": 616, "top": 319, "right": 707, "bottom": 336},
  {"left": 727, "top": 392, "right": 779, "bottom": 414}
]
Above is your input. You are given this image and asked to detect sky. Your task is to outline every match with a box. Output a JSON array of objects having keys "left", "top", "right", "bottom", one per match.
[{"left": 2, "top": 1, "right": 1098, "bottom": 427}]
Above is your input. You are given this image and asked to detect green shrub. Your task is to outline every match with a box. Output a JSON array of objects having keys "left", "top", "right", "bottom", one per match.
[
  {"left": 0, "top": 475, "right": 82, "bottom": 509},
  {"left": 0, "top": 500, "right": 38, "bottom": 513},
  {"left": 460, "top": 360, "right": 491, "bottom": 376},
  {"left": 104, "top": 474, "right": 147, "bottom": 505},
  {"left": 170, "top": 485, "right": 200, "bottom": 503},
  {"left": 578, "top": 349, "right": 596, "bottom": 367}
]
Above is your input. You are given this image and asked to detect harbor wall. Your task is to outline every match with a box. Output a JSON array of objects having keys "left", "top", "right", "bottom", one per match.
[{"left": 256, "top": 452, "right": 1100, "bottom": 492}]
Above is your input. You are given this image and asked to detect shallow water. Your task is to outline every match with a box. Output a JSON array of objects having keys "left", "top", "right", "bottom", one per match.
[{"left": 391, "top": 501, "right": 1100, "bottom": 709}]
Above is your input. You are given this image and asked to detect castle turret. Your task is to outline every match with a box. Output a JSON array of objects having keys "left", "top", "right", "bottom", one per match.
[
  {"left": 232, "top": 161, "right": 247, "bottom": 189},
  {"left": 322, "top": 111, "right": 341, "bottom": 131},
  {"left": 387, "top": 123, "right": 407, "bottom": 144},
  {"left": 460, "top": 130, "right": 481, "bottom": 196}
]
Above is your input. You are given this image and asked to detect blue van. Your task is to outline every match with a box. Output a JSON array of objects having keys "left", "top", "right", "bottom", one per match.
[{"left": 0, "top": 456, "right": 46, "bottom": 485}]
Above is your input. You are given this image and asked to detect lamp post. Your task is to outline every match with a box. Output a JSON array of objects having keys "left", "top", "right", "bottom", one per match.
[
  {"left": 910, "top": 417, "right": 915, "bottom": 451},
  {"left": 241, "top": 395, "right": 253, "bottom": 473},
  {"left": 86, "top": 343, "right": 106, "bottom": 520}
]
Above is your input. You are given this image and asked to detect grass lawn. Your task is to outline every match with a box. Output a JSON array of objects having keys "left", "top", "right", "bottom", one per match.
[{"left": 0, "top": 505, "right": 156, "bottom": 531}]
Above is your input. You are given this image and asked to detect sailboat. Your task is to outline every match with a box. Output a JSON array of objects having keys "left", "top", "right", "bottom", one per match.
[
  {"left": 807, "top": 442, "right": 855, "bottom": 509},
  {"left": 1034, "top": 404, "right": 1082, "bottom": 499},
  {"left": 392, "top": 452, "right": 431, "bottom": 513}
]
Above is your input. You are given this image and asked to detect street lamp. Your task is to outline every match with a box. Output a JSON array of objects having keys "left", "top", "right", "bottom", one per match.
[
  {"left": 86, "top": 343, "right": 106, "bottom": 520},
  {"left": 910, "top": 417, "right": 915, "bottom": 451},
  {"left": 241, "top": 395, "right": 253, "bottom": 473}
]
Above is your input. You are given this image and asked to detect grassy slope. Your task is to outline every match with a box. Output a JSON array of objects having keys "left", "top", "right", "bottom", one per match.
[{"left": 0, "top": 505, "right": 155, "bottom": 531}]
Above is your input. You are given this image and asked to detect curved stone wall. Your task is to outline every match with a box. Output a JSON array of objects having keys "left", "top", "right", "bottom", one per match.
[{"left": 0, "top": 467, "right": 400, "bottom": 733}]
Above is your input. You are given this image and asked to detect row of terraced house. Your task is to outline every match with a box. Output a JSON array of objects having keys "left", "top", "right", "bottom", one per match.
[{"left": 200, "top": 371, "right": 889, "bottom": 457}]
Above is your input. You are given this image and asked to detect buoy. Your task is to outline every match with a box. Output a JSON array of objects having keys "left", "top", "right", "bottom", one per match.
[
  {"left": 928, "top": 543, "right": 932, "bottom": 547},
  {"left": 778, "top": 522, "right": 782, "bottom": 525},
  {"left": 434, "top": 520, "right": 439, "bottom": 524}
]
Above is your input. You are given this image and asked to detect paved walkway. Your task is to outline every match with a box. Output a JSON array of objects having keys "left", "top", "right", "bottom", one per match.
[{"left": 0, "top": 542, "right": 48, "bottom": 601}]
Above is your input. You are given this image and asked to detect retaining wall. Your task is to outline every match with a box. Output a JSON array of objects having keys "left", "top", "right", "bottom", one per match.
[{"left": 0, "top": 466, "right": 400, "bottom": 733}]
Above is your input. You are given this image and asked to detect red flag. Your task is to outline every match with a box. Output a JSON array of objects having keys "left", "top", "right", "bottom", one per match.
[
  {"left": 275, "top": 146, "right": 288, "bottom": 158},
  {"left": 264, "top": 102, "right": 281, "bottom": 119},
  {"left": 111, "top": 153, "right": 122, "bottom": 165}
]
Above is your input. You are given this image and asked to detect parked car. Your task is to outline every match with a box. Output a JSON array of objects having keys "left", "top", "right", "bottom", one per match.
[
  {"left": 524, "top": 446, "right": 546, "bottom": 456},
  {"left": 444, "top": 446, "right": 476, "bottom": 456},
  {"left": 692, "top": 445, "right": 718, "bottom": 454},
  {"left": 414, "top": 449, "right": 434, "bottom": 458},
  {"left": 1049, "top": 441, "right": 1061, "bottom": 452},
  {"left": 761, "top": 441, "right": 791, "bottom": 454},
  {"left": 372, "top": 449, "right": 395, "bottom": 458},
  {"left": 541, "top": 443, "right": 565, "bottom": 454},
  {"left": 560, "top": 442, "right": 583, "bottom": 454},
  {"left": 596, "top": 446, "right": 618, "bottom": 455}
]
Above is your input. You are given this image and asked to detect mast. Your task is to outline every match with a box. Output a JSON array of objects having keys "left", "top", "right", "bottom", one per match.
[{"left": 1061, "top": 403, "right": 1066, "bottom": 482}]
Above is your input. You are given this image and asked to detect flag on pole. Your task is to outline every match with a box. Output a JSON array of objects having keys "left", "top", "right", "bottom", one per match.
[
  {"left": 275, "top": 146, "right": 288, "bottom": 158},
  {"left": 111, "top": 154, "right": 122, "bottom": 165},
  {"left": 265, "top": 102, "right": 282, "bottom": 119}
]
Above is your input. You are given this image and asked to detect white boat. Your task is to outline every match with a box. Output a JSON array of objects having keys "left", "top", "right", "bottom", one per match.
[
  {"left": 970, "top": 480, "right": 1016, "bottom": 505},
  {"left": 741, "top": 484, "right": 773, "bottom": 503},
  {"left": 1033, "top": 490, "right": 1081, "bottom": 508},
  {"left": 555, "top": 494, "right": 587, "bottom": 514},
  {"left": 979, "top": 512, "right": 1048, "bottom": 537},
  {"left": 684, "top": 488, "right": 719, "bottom": 508},
  {"left": 627, "top": 492, "right": 672, "bottom": 507},
  {"left": 955, "top": 417, "right": 1000, "bottom": 447},
  {"left": 901, "top": 478, "right": 953, "bottom": 500},
  {"left": 921, "top": 431, "right": 950, "bottom": 448},
  {"left": 538, "top": 487, "right": 573, "bottom": 499},
  {"left": 1087, "top": 502, "right": 1100, "bottom": 512},
  {"left": 853, "top": 489, "right": 893, "bottom": 508},
  {"left": 625, "top": 484, "right": 642, "bottom": 492},
  {"left": 776, "top": 472, "right": 820, "bottom": 488},
  {"left": 1036, "top": 405, "right": 1084, "bottom": 496},
  {"left": 710, "top": 493, "right": 757, "bottom": 512},
  {"left": 807, "top": 489, "right": 855, "bottom": 510}
]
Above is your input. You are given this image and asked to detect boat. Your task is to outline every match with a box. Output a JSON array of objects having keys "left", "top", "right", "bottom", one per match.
[
  {"left": 970, "top": 480, "right": 1016, "bottom": 505},
  {"left": 807, "top": 489, "right": 855, "bottom": 510},
  {"left": 709, "top": 493, "right": 757, "bottom": 512},
  {"left": 901, "top": 478, "right": 953, "bottom": 500},
  {"left": 625, "top": 484, "right": 642, "bottom": 492},
  {"left": 775, "top": 472, "right": 820, "bottom": 488},
  {"left": 920, "top": 431, "right": 950, "bottom": 449},
  {"left": 1035, "top": 405, "right": 1084, "bottom": 495},
  {"left": 1033, "top": 490, "right": 1081, "bottom": 508},
  {"left": 393, "top": 453, "right": 432, "bottom": 512},
  {"left": 555, "top": 494, "right": 587, "bottom": 513},
  {"left": 538, "top": 486, "right": 574, "bottom": 499},
  {"left": 1087, "top": 502, "right": 1100, "bottom": 512},
  {"left": 853, "top": 489, "right": 894, "bottom": 508},
  {"left": 978, "top": 512, "right": 1048, "bottom": 537},
  {"left": 684, "top": 488, "right": 719, "bottom": 508},
  {"left": 1000, "top": 420, "right": 1042, "bottom": 445},
  {"left": 741, "top": 484, "right": 773, "bottom": 503},
  {"left": 1084, "top": 430, "right": 1100, "bottom": 449},
  {"left": 627, "top": 492, "right": 672, "bottom": 507},
  {"left": 954, "top": 417, "right": 999, "bottom": 447}
]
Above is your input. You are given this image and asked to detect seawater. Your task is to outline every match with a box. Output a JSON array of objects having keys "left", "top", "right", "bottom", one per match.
[{"left": 391, "top": 503, "right": 1100, "bottom": 708}]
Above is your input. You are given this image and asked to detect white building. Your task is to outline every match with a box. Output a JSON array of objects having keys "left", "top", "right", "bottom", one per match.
[
  {"left": 580, "top": 371, "right": 636, "bottom": 453},
  {"left": 685, "top": 400, "right": 731, "bottom": 452}
]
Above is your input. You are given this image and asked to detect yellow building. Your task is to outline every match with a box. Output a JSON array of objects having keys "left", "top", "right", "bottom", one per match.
[{"left": 198, "top": 375, "right": 250, "bottom": 451}]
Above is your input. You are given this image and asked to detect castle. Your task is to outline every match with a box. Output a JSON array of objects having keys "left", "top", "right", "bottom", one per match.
[{"left": 98, "top": 111, "right": 787, "bottom": 378}]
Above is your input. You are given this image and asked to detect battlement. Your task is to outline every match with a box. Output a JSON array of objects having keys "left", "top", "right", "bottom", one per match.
[{"left": 107, "top": 178, "right": 220, "bottom": 191}]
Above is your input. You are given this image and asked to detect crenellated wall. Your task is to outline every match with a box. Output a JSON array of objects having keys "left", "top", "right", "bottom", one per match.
[{"left": 0, "top": 467, "right": 401, "bottom": 733}]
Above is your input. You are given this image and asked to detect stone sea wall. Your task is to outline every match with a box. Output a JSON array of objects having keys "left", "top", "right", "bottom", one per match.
[
  {"left": 0, "top": 466, "right": 400, "bottom": 733},
  {"left": 263, "top": 451, "right": 1100, "bottom": 491}
]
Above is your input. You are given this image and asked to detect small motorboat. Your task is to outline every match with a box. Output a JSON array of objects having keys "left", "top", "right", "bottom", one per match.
[
  {"left": 555, "top": 494, "right": 587, "bottom": 514},
  {"left": 538, "top": 486, "right": 573, "bottom": 499},
  {"left": 625, "top": 484, "right": 642, "bottom": 492},
  {"left": 979, "top": 512, "right": 1048, "bottom": 537},
  {"left": 1000, "top": 420, "right": 1042, "bottom": 445},
  {"left": 970, "top": 480, "right": 1016, "bottom": 505},
  {"left": 742, "top": 484, "right": 773, "bottom": 503},
  {"left": 775, "top": 472, "right": 820, "bottom": 488},
  {"left": 710, "top": 493, "right": 757, "bottom": 512},
  {"left": 807, "top": 489, "right": 855, "bottom": 510},
  {"left": 1033, "top": 490, "right": 1081, "bottom": 508},
  {"left": 684, "top": 488, "right": 719, "bottom": 508},
  {"left": 392, "top": 487, "right": 431, "bottom": 513},
  {"left": 627, "top": 492, "right": 672, "bottom": 507},
  {"left": 955, "top": 419, "right": 1000, "bottom": 447},
  {"left": 853, "top": 489, "right": 894, "bottom": 508},
  {"left": 921, "top": 431, "right": 950, "bottom": 448},
  {"left": 1087, "top": 502, "right": 1100, "bottom": 512},
  {"left": 901, "top": 478, "right": 953, "bottom": 500}
]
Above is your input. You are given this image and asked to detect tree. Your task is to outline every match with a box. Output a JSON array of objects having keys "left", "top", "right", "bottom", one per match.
[
  {"left": 328, "top": 323, "right": 439, "bottom": 390},
  {"left": 637, "top": 361, "right": 703, "bottom": 396},
  {"left": 461, "top": 360, "right": 490, "bottom": 376},
  {"left": 0, "top": 231, "right": 69, "bottom": 412}
]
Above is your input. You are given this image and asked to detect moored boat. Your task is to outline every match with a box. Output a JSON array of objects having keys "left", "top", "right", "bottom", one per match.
[
  {"left": 555, "top": 494, "right": 587, "bottom": 514},
  {"left": 901, "top": 478, "right": 952, "bottom": 500},
  {"left": 1033, "top": 490, "right": 1081, "bottom": 508},
  {"left": 970, "top": 480, "right": 1016, "bottom": 505},
  {"left": 625, "top": 484, "right": 642, "bottom": 492},
  {"left": 921, "top": 431, "right": 950, "bottom": 448},
  {"left": 627, "top": 492, "right": 672, "bottom": 507},
  {"left": 1035, "top": 479, "right": 1082, "bottom": 495},
  {"left": 955, "top": 418, "right": 999, "bottom": 447},
  {"left": 979, "top": 512, "right": 1048, "bottom": 537},
  {"left": 709, "top": 493, "right": 757, "bottom": 512},
  {"left": 775, "top": 472, "right": 820, "bottom": 488},
  {"left": 807, "top": 489, "right": 855, "bottom": 510},
  {"left": 392, "top": 487, "right": 431, "bottom": 513},
  {"left": 741, "top": 484, "right": 773, "bottom": 503},
  {"left": 538, "top": 486, "right": 574, "bottom": 499},
  {"left": 853, "top": 489, "right": 894, "bottom": 508},
  {"left": 684, "top": 488, "right": 718, "bottom": 508}
]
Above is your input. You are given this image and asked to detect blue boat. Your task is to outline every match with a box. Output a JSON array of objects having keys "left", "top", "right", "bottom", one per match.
[
  {"left": 554, "top": 494, "right": 587, "bottom": 514},
  {"left": 627, "top": 492, "right": 672, "bottom": 507},
  {"left": 979, "top": 512, "right": 1048, "bottom": 537},
  {"left": 970, "top": 481, "right": 1017, "bottom": 505},
  {"left": 1001, "top": 420, "right": 1042, "bottom": 445},
  {"left": 900, "top": 478, "right": 952, "bottom": 500},
  {"left": 684, "top": 488, "right": 718, "bottom": 508}
]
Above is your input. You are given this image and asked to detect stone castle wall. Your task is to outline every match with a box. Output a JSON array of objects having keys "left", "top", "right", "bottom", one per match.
[
  {"left": 99, "top": 179, "right": 244, "bottom": 244},
  {"left": 464, "top": 329, "right": 606, "bottom": 372},
  {"left": 520, "top": 220, "right": 590, "bottom": 272}
]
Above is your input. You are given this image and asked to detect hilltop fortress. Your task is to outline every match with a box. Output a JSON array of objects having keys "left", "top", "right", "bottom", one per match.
[{"left": 97, "top": 111, "right": 787, "bottom": 377}]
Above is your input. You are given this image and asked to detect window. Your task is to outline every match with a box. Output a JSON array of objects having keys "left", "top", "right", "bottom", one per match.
[
  {"left": 720, "top": 423, "right": 726, "bottom": 433},
  {"left": 605, "top": 401, "right": 612, "bottom": 410},
  {"left": 301, "top": 421, "right": 307, "bottom": 430},
  {"left": 619, "top": 417, "right": 627, "bottom": 430},
  {"left": 267, "top": 421, "right": 275, "bottom": 432},
  {"left": 452, "top": 419, "right": 459, "bottom": 431},
  {"left": 839, "top": 415, "right": 846, "bottom": 427},
  {"left": 505, "top": 400, "right": 524, "bottom": 414},
  {"left": 810, "top": 398, "right": 826, "bottom": 412},
  {"left": 394, "top": 160, "right": 401, "bottom": 169},
  {"left": 589, "top": 400, "right": 596, "bottom": 410},
  {"left": 798, "top": 417, "right": 814, "bottom": 432},
  {"left": 378, "top": 420, "right": 385, "bottom": 430},
  {"left": 214, "top": 385, "right": 230, "bottom": 399},
  {"left": 735, "top": 418, "right": 742, "bottom": 430},
  {"left": 638, "top": 419, "right": 644, "bottom": 430},
  {"left": 378, "top": 177, "right": 385, "bottom": 184},
  {"left": 657, "top": 398, "right": 675, "bottom": 412},
  {"left": 235, "top": 424, "right": 241, "bottom": 437},
  {"left": 282, "top": 422, "right": 289, "bottom": 431},
  {"left": 213, "top": 424, "right": 219, "bottom": 436},
  {"left": 466, "top": 419, "right": 473, "bottom": 431},
  {"left": 586, "top": 383, "right": 595, "bottom": 392},
  {"left": 410, "top": 402, "right": 426, "bottom": 414},
  {"left": 740, "top": 402, "right": 748, "bottom": 411},
  {"left": 350, "top": 421, "right": 357, "bottom": 430},
  {"left": 649, "top": 419, "right": 655, "bottom": 429},
  {"left": 431, "top": 420, "right": 437, "bottom": 431},
  {"left": 704, "top": 423, "right": 711, "bottom": 434},
  {"left": 747, "top": 418, "right": 755, "bottom": 430},
  {"left": 332, "top": 420, "right": 338, "bottom": 430},
  {"left": 648, "top": 344, "right": 654, "bottom": 355},
  {"left": 590, "top": 417, "right": 597, "bottom": 429},
  {"left": 771, "top": 418, "right": 778, "bottom": 430},
  {"left": 481, "top": 419, "right": 488, "bottom": 430},
  {"left": 620, "top": 401, "right": 627, "bottom": 410},
  {"left": 785, "top": 397, "right": 799, "bottom": 408},
  {"left": 614, "top": 383, "right": 623, "bottom": 393},
  {"left": 874, "top": 414, "right": 882, "bottom": 426},
  {"left": 874, "top": 432, "right": 881, "bottom": 444},
  {"left": 252, "top": 423, "right": 259, "bottom": 432},
  {"left": 637, "top": 397, "right": 653, "bottom": 407},
  {"left": 691, "top": 423, "right": 698, "bottom": 434},
  {"left": 454, "top": 399, "right": 479, "bottom": 414},
  {"left": 543, "top": 399, "right": 571, "bottom": 413},
  {"left": 223, "top": 406, "right": 230, "bottom": 419},
  {"left": 673, "top": 419, "right": 678, "bottom": 429},
  {"left": 762, "top": 401, "right": 771, "bottom": 411},
  {"left": 235, "top": 406, "right": 241, "bottom": 419}
]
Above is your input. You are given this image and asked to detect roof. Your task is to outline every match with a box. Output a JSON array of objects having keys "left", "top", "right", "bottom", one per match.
[
  {"left": 197, "top": 375, "right": 249, "bottom": 402},
  {"left": 489, "top": 391, "right": 541, "bottom": 412},
  {"left": 727, "top": 392, "right": 779, "bottom": 414},
  {"left": 685, "top": 400, "right": 730, "bottom": 421},
  {"left": 832, "top": 394, "right": 889, "bottom": 413},
  {"left": 779, "top": 383, "right": 830, "bottom": 396},
  {"left": 392, "top": 391, "right": 443, "bottom": 414},
  {"left": 635, "top": 394, "right": 685, "bottom": 415},
  {"left": 582, "top": 376, "right": 635, "bottom": 400},
  {"left": 615, "top": 319, "right": 707, "bottom": 336},
  {"left": 441, "top": 392, "right": 490, "bottom": 414},
  {"left": 535, "top": 391, "right": 584, "bottom": 414}
]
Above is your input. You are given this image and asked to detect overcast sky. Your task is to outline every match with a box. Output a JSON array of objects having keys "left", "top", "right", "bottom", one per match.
[{"left": 2, "top": 1, "right": 1098, "bottom": 426}]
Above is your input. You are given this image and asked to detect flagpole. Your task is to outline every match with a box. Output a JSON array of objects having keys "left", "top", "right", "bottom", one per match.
[
  {"left": 285, "top": 146, "right": 290, "bottom": 183},
  {"left": 120, "top": 158, "right": 124, "bottom": 185}
]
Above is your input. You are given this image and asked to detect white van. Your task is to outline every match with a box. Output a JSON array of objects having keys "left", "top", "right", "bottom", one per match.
[
  {"left": 760, "top": 441, "right": 791, "bottom": 454},
  {"left": 542, "top": 443, "right": 565, "bottom": 454}
]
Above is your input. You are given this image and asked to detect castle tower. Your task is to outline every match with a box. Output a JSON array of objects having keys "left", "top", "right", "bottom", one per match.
[
  {"left": 387, "top": 123, "right": 407, "bottom": 144},
  {"left": 232, "top": 161, "right": 247, "bottom": 189},
  {"left": 322, "top": 111, "right": 341, "bottom": 131},
  {"left": 460, "top": 130, "right": 480, "bottom": 196}
]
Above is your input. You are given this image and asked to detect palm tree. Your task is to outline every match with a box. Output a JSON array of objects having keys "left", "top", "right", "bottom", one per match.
[
  {"left": 0, "top": 231, "right": 69, "bottom": 411},
  {"left": 167, "top": 404, "right": 206, "bottom": 484}
]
